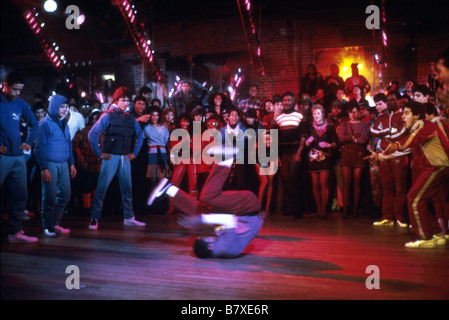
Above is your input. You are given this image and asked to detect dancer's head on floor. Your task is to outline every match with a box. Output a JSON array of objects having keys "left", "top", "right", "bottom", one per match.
[{"left": 193, "top": 237, "right": 215, "bottom": 258}]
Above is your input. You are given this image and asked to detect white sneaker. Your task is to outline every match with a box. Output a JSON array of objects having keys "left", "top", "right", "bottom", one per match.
[
  {"left": 124, "top": 217, "right": 146, "bottom": 227},
  {"left": 396, "top": 220, "right": 408, "bottom": 228},
  {"left": 89, "top": 219, "right": 98, "bottom": 230},
  {"left": 22, "top": 210, "right": 30, "bottom": 220},
  {"left": 54, "top": 225, "right": 71, "bottom": 234},
  {"left": 8, "top": 231, "right": 38, "bottom": 243},
  {"left": 147, "top": 178, "right": 171, "bottom": 206},
  {"left": 44, "top": 228, "right": 57, "bottom": 237}
]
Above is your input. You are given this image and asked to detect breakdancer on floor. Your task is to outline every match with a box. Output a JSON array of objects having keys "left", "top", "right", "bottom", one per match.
[{"left": 147, "top": 148, "right": 264, "bottom": 258}]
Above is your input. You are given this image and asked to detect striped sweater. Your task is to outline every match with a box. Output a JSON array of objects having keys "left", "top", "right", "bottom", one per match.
[{"left": 275, "top": 110, "right": 306, "bottom": 144}]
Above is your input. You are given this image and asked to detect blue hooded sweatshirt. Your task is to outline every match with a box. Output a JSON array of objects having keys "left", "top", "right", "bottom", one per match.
[
  {"left": 0, "top": 93, "right": 38, "bottom": 156},
  {"left": 34, "top": 94, "right": 74, "bottom": 170}
]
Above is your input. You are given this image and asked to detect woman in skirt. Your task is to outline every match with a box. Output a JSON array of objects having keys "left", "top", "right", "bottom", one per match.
[
  {"left": 339, "top": 101, "right": 370, "bottom": 218},
  {"left": 144, "top": 106, "right": 170, "bottom": 186},
  {"left": 306, "top": 104, "right": 338, "bottom": 219}
]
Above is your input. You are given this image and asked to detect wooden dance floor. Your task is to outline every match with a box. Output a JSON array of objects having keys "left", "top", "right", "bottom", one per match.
[{"left": 2, "top": 211, "right": 449, "bottom": 301}]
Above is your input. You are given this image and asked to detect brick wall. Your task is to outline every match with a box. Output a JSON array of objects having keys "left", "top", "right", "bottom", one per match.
[
  {"left": 22, "top": 75, "right": 44, "bottom": 106},
  {"left": 146, "top": 13, "right": 447, "bottom": 102},
  {"left": 16, "top": 12, "right": 447, "bottom": 105}
]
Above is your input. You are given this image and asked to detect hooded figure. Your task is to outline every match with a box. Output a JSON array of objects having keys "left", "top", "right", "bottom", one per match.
[
  {"left": 34, "top": 94, "right": 76, "bottom": 237},
  {"left": 35, "top": 94, "right": 74, "bottom": 168}
]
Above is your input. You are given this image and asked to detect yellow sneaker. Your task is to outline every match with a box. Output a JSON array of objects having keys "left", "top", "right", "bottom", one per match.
[
  {"left": 373, "top": 219, "right": 394, "bottom": 226},
  {"left": 433, "top": 233, "right": 447, "bottom": 246},
  {"left": 405, "top": 238, "right": 437, "bottom": 249}
]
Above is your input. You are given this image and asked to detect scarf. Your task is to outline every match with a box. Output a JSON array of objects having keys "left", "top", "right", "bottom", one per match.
[{"left": 312, "top": 120, "right": 328, "bottom": 136}]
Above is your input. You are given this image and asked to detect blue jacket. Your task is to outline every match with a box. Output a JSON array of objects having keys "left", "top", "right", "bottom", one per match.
[
  {"left": 0, "top": 93, "right": 38, "bottom": 156},
  {"left": 34, "top": 95, "right": 74, "bottom": 170}
]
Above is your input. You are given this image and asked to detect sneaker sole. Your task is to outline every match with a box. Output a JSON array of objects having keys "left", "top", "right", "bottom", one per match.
[
  {"left": 147, "top": 178, "right": 169, "bottom": 205},
  {"left": 8, "top": 237, "right": 38, "bottom": 243},
  {"left": 123, "top": 223, "right": 146, "bottom": 227},
  {"left": 405, "top": 241, "right": 437, "bottom": 249},
  {"left": 405, "top": 245, "right": 437, "bottom": 249},
  {"left": 44, "top": 233, "right": 57, "bottom": 238}
]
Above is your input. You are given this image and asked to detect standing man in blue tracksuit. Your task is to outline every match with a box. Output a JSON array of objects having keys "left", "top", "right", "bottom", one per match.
[
  {"left": 34, "top": 94, "right": 77, "bottom": 237},
  {"left": 88, "top": 87, "right": 145, "bottom": 230},
  {"left": 0, "top": 72, "right": 39, "bottom": 243}
]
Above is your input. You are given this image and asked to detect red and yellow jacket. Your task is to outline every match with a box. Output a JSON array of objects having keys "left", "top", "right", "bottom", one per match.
[{"left": 395, "top": 118, "right": 449, "bottom": 169}]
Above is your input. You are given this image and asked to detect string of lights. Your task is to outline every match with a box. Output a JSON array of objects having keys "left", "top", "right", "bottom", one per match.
[
  {"left": 370, "top": 0, "right": 388, "bottom": 90},
  {"left": 377, "top": 0, "right": 388, "bottom": 90},
  {"left": 117, "top": 0, "right": 163, "bottom": 81},
  {"left": 237, "top": 0, "right": 265, "bottom": 76},
  {"left": 228, "top": 68, "right": 243, "bottom": 101},
  {"left": 23, "top": 7, "right": 74, "bottom": 88},
  {"left": 381, "top": 0, "right": 387, "bottom": 68},
  {"left": 169, "top": 75, "right": 181, "bottom": 99}
]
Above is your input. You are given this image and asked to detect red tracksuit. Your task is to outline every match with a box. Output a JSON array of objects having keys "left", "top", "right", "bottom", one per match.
[
  {"left": 395, "top": 119, "right": 449, "bottom": 239},
  {"left": 370, "top": 110, "right": 410, "bottom": 221}
]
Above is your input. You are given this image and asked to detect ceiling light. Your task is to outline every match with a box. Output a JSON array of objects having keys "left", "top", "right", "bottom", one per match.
[{"left": 44, "top": 0, "right": 57, "bottom": 13}]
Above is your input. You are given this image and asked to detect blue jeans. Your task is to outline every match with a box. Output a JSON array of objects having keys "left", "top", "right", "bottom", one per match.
[
  {"left": 0, "top": 155, "right": 27, "bottom": 234},
  {"left": 91, "top": 155, "right": 134, "bottom": 220},
  {"left": 41, "top": 161, "right": 71, "bottom": 229}
]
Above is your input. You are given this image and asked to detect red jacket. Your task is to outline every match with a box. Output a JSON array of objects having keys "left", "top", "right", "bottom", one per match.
[
  {"left": 396, "top": 119, "right": 449, "bottom": 169},
  {"left": 370, "top": 110, "right": 408, "bottom": 151}
]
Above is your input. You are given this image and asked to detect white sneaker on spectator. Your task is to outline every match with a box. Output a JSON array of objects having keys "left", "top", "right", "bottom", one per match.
[
  {"left": 89, "top": 219, "right": 98, "bottom": 230},
  {"left": 124, "top": 217, "right": 146, "bottom": 227},
  {"left": 396, "top": 220, "right": 408, "bottom": 228},
  {"left": 22, "top": 210, "right": 30, "bottom": 220},
  {"left": 44, "top": 228, "right": 57, "bottom": 237},
  {"left": 8, "top": 231, "right": 38, "bottom": 243}
]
